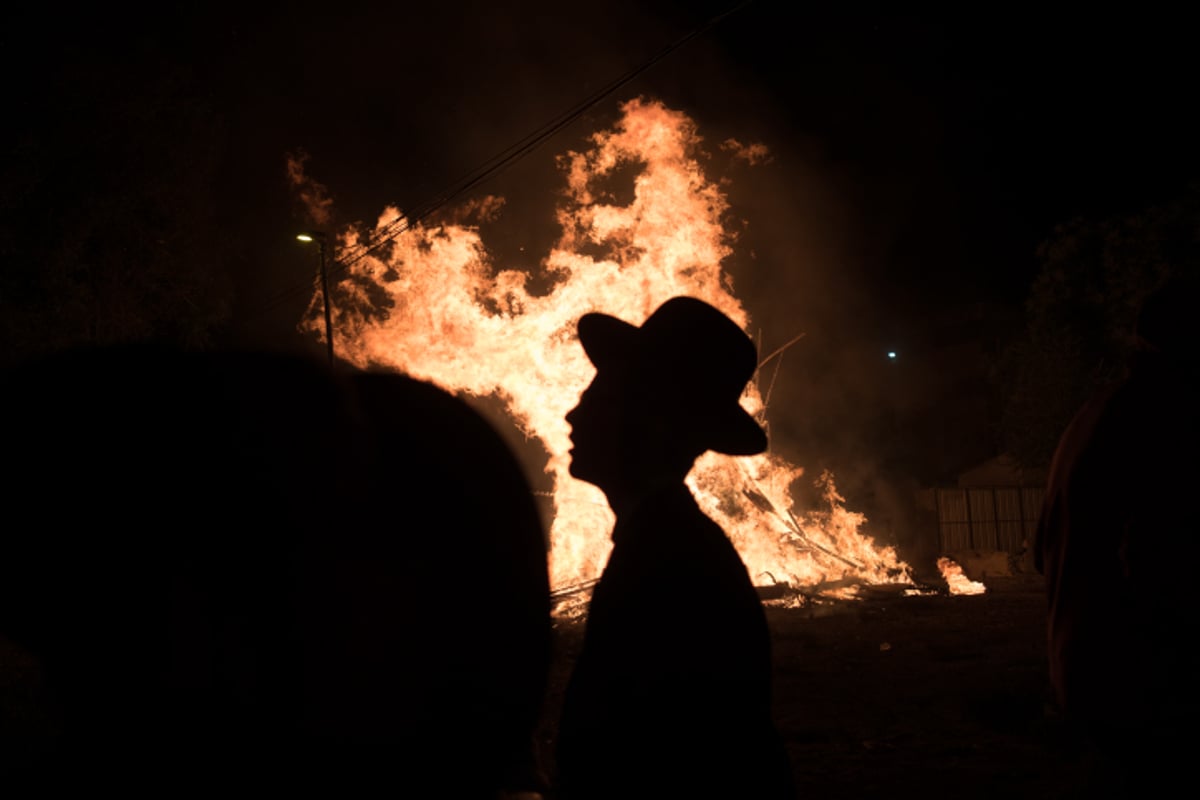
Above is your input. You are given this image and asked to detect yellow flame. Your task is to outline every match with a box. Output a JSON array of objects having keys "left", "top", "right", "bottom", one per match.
[{"left": 305, "top": 97, "right": 913, "bottom": 596}]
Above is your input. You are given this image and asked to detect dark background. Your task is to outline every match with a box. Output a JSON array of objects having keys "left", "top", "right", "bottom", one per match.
[{"left": 5, "top": 1, "right": 1197, "bottom": 525}]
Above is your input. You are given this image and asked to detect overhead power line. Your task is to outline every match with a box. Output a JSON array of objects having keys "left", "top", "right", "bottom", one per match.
[{"left": 252, "top": 0, "right": 754, "bottom": 325}]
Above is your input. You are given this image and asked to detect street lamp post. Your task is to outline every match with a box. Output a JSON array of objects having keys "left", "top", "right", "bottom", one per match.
[{"left": 297, "top": 232, "right": 334, "bottom": 366}]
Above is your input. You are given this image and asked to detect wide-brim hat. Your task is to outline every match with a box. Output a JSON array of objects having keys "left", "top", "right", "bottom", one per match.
[{"left": 577, "top": 296, "right": 768, "bottom": 456}]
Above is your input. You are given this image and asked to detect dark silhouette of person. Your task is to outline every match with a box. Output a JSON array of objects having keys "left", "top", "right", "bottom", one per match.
[
  {"left": 0, "top": 343, "right": 551, "bottom": 797},
  {"left": 1035, "top": 272, "right": 1200, "bottom": 794},
  {"left": 553, "top": 297, "right": 795, "bottom": 800}
]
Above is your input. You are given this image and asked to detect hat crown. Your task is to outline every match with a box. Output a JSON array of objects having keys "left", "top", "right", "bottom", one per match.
[{"left": 636, "top": 297, "right": 756, "bottom": 399}]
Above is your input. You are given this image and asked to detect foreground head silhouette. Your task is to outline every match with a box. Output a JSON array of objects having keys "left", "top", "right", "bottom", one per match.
[
  {"left": 1036, "top": 272, "right": 1200, "bottom": 793},
  {"left": 555, "top": 297, "right": 795, "bottom": 799},
  {"left": 0, "top": 344, "right": 550, "bottom": 797}
]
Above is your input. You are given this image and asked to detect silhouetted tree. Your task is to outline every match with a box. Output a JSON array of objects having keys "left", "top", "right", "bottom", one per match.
[
  {"left": 996, "top": 187, "right": 1200, "bottom": 469},
  {"left": 0, "top": 16, "right": 234, "bottom": 367}
]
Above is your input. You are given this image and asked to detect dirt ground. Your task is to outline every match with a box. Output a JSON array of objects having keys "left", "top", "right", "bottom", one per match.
[
  {"left": 537, "top": 572, "right": 1091, "bottom": 799},
  {"left": 3, "top": 570, "right": 1089, "bottom": 797}
]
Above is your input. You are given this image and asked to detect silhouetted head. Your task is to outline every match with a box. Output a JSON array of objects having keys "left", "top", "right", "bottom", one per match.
[{"left": 567, "top": 296, "right": 766, "bottom": 502}]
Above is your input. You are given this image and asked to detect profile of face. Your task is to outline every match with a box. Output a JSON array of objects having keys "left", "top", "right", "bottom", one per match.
[
  {"left": 565, "top": 368, "right": 627, "bottom": 491},
  {"left": 567, "top": 365, "right": 701, "bottom": 502}
]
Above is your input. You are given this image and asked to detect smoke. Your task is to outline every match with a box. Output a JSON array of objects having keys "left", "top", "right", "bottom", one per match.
[
  {"left": 286, "top": 149, "right": 334, "bottom": 229},
  {"left": 721, "top": 138, "right": 772, "bottom": 166}
]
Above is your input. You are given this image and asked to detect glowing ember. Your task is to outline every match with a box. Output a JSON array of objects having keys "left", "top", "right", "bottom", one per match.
[
  {"left": 937, "top": 557, "right": 987, "bottom": 595},
  {"left": 302, "top": 97, "right": 913, "bottom": 600}
]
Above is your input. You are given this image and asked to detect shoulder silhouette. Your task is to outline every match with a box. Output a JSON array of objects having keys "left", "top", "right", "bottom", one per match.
[
  {"left": 1036, "top": 272, "right": 1200, "bottom": 793},
  {"left": 0, "top": 344, "right": 550, "bottom": 796}
]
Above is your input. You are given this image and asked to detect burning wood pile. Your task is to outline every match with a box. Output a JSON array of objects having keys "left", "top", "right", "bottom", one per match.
[{"left": 300, "top": 98, "right": 922, "bottom": 611}]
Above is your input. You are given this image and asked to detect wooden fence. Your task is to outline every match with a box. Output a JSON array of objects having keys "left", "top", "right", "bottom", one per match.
[{"left": 932, "top": 486, "right": 1045, "bottom": 554}]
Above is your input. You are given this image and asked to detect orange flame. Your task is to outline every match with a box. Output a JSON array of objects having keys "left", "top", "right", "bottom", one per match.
[
  {"left": 937, "top": 557, "right": 987, "bottom": 595},
  {"left": 304, "top": 97, "right": 912, "bottom": 597}
]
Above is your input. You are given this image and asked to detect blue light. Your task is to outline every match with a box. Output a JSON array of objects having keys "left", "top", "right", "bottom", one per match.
[{"left": 887, "top": 351, "right": 897, "bottom": 360}]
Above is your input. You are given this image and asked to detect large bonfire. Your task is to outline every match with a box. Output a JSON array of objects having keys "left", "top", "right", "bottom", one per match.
[{"left": 301, "top": 97, "right": 916, "bottom": 606}]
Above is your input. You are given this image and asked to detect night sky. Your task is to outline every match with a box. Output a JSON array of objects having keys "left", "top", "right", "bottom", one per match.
[{"left": 6, "top": 1, "right": 1198, "bottom": 497}]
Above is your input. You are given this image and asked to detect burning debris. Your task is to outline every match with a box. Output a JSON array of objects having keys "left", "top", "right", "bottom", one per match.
[
  {"left": 304, "top": 98, "right": 916, "bottom": 610},
  {"left": 937, "top": 557, "right": 987, "bottom": 595}
]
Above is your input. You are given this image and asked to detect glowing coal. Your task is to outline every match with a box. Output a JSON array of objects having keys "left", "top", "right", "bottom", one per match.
[{"left": 302, "top": 97, "right": 913, "bottom": 599}]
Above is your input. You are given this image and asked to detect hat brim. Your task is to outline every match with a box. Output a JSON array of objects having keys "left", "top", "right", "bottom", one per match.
[{"left": 709, "top": 407, "right": 769, "bottom": 456}]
